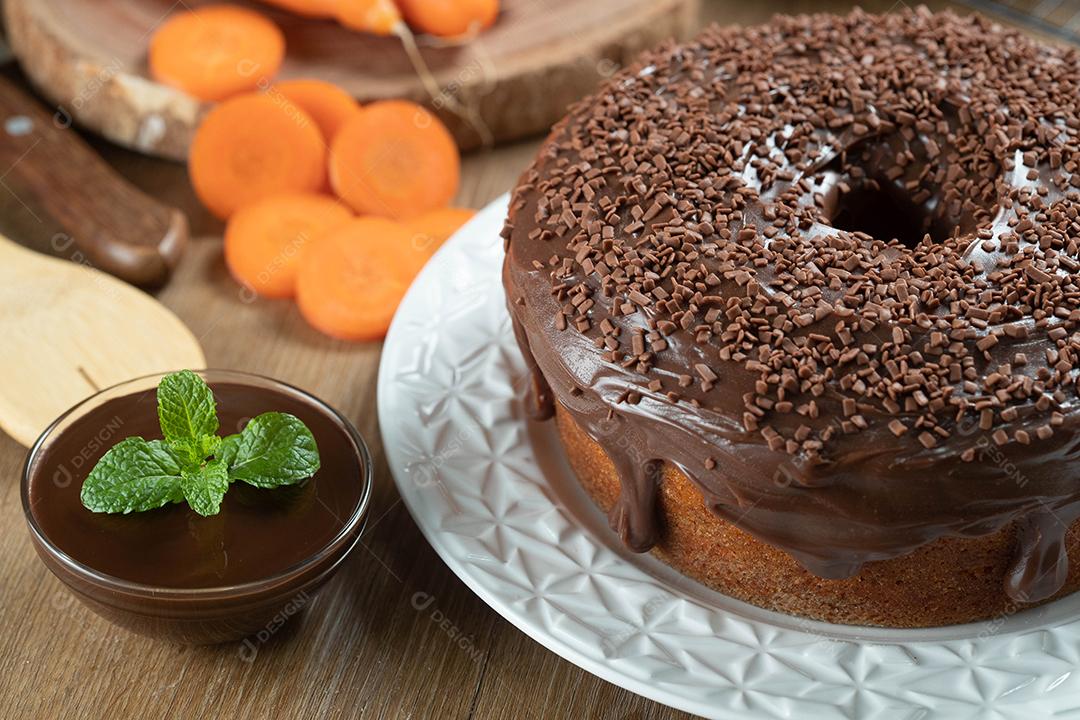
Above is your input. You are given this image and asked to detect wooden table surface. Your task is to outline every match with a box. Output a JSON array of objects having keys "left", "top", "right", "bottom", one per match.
[{"left": 0, "top": 1, "right": 1030, "bottom": 717}]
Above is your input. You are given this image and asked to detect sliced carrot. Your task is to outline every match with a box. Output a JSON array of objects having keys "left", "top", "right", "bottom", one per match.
[
  {"left": 190, "top": 93, "right": 326, "bottom": 219},
  {"left": 149, "top": 6, "right": 285, "bottom": 102},
  {"left": 329, "top": 100, "right": 460, "bottom": 220},
  {"left": 272, "top": 79, "right": 362, "bottom": 143},
  {"left": 336, "top": 0, "right": 403, "bottom": 36},
  {"left": 255, "top": 0, "right": 338, "bottom": 18},
  {"left": 405, "top": 207, "right": 475, "bottom": 262},
  {"left": 397, "top": 0, "right": 499, "bottom": 37},
  {"left": 224, "top": 192, "right": 352, "bottom": 298},
  {"left": 257, "top": 0, "right": 399, "bottom": 36},
  {"left": 296, "top": 217, "right": 424, "bottom": 340}
]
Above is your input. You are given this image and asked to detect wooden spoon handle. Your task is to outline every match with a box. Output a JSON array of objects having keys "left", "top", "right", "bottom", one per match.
[{"left": 0, "top": 75, "right": 187, "bottom": 287}]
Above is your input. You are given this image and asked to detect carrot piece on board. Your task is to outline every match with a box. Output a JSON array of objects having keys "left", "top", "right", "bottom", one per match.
[
  {"left": 397, "top": 0, "right": 499, "bottom": 37},
  {"left": 328, "top": 100, "right": 460, "bottom": 220},
  {"left": 255, "top": 0, "right": 338, "bottom": 18},
  {"left": 336, "top": 0, "right": 403, "bottom": 35},
  {"left": 149, "top": 5, "right": 285, "bottom": 102},
  {"left": 272, "top": 79, "right": 362, "bottom": 143},
  {"left": 296, "top": 217, "right": 425, "bottom": 340},
  {"left": 405, "top": 207, "right": 475, "bottom": 261},
  {"left": 224, "top": 192, "right": 352, "bottom": 298},
  {"left": 190, "top": 93, "right": 327, "bottom": 219}
]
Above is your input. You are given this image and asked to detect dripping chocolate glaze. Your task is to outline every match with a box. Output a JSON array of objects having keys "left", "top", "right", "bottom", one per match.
[{"left": 502, "top": 8, "right": 1080, "bottom": 604}]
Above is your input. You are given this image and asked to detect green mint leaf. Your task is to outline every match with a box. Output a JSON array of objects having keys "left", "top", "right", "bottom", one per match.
[
  {"left": 80, "top": 438, "right": 183, "bottom": 513},
  {"left": 180, "top": 460, "right": 229, "bottom": 517},
  {"left": 226, "top": 412, "right": 320, "bottom": 488},
  {"left": 81, "top": 373, "right": 321, "bottom": 518},
  {"left": 157, "top": 370, "right": 218, "bottom": 465},
  {"left": 200, "top": 434, "right": 222, "bottom": 459}
]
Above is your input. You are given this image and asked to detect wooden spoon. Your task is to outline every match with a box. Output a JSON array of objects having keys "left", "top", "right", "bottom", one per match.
[{"left": 0, "top": 233, "right": 205, "bottom": 447}]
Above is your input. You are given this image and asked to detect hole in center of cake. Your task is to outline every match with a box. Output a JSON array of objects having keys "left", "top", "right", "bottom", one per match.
[{"left": 829, "top": 180, "right": 944, "bottom": 248}]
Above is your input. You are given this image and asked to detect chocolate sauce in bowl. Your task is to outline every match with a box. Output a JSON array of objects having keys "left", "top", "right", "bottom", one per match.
[{"left": 26, "top": 383, "right": 365, "bottom": 589}]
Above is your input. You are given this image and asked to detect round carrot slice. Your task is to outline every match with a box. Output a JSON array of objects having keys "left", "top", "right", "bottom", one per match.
[
  {"left": 335, "top": 0, "right": 403, "bottom": 36},
  {"left": 149, "top": 5, "right": 285, "bottom": 102},
  {"left": 296, "top": 217, "right": 424, "bottom": 340},
  {"left": 328, "top": 100, "right": 460, "bottom": 220},
  {"left": 224, "top": 192, "right": 352, "bottom": 298},
  {"left": 189, "top": 93, "right": 326, "bottom": 219},
  {"left": 397, "top": 0, "right": 499, "bottom": 37},
  {"left": 405, "top": 206, "right": 475, "bottom": 262},
  {"left": 273, "top": 79, "right": 362, "bottom": 143},
  {"left": 256, "top": 0, "right": 337, "bottom": 18}
]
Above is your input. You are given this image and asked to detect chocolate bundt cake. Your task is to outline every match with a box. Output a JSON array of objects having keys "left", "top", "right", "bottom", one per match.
[{"left": 502, "top": 7, "right": 1080, "bottom": 627}]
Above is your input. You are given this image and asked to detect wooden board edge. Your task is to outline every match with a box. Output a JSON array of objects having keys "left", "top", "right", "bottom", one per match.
[
  {"left": 5, "top": 0, "right": 201, "bottom": 161},
  {"left": 5, "top": 0, "right": 700, "bottom": 159},
  {"left": 434, "top": 0, "right": 702, "bottom": 149}
]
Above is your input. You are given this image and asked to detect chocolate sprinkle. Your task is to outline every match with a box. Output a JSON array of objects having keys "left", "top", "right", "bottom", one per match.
[{"left": 505, "top": 8, "right": 1080, "bottom": 459}]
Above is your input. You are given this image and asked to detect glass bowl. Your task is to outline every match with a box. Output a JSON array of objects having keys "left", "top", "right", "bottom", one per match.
[{"left": 21, "top": 370, "right": 372, "bottom": 645}]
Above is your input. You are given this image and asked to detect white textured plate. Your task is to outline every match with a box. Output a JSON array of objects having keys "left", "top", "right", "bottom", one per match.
[{"left": 378, "top": 194, "right": 1080, "bottom": 719}]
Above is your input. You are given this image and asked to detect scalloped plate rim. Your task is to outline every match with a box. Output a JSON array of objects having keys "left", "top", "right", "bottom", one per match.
[{"left": 378, "top": 193, "right": 1080, "bottom": 720}]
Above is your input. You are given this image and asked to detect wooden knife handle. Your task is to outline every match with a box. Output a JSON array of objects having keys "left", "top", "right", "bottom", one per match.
[{"left": 0, "top": 75, "right": 187, "bottom": 287}]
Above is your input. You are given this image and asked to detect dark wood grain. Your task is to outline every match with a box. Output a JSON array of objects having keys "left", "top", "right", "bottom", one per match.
[
  {"left": 0, "top": 74, "right": 186, "bottom": 285},
  {"left": 0, "top": 1, "right": 1036, "bottom": 718}
]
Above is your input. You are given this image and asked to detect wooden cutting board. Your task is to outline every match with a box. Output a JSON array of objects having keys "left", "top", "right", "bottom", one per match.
[{"left": 4, "top": 0, "right": 699, "bottom": 158}]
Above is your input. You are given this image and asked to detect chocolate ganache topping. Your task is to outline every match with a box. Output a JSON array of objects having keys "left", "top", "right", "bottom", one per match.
[{"left": 502, "top": 8, "right": 1080, "bottom": 604}]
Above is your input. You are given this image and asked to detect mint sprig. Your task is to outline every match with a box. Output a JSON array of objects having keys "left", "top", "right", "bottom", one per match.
[
  {"left": 80, "top": 371, "right": 321, "bottom": 517},
  {"left": 158, "top": 369, "right": 219, "bottom": 464}
]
